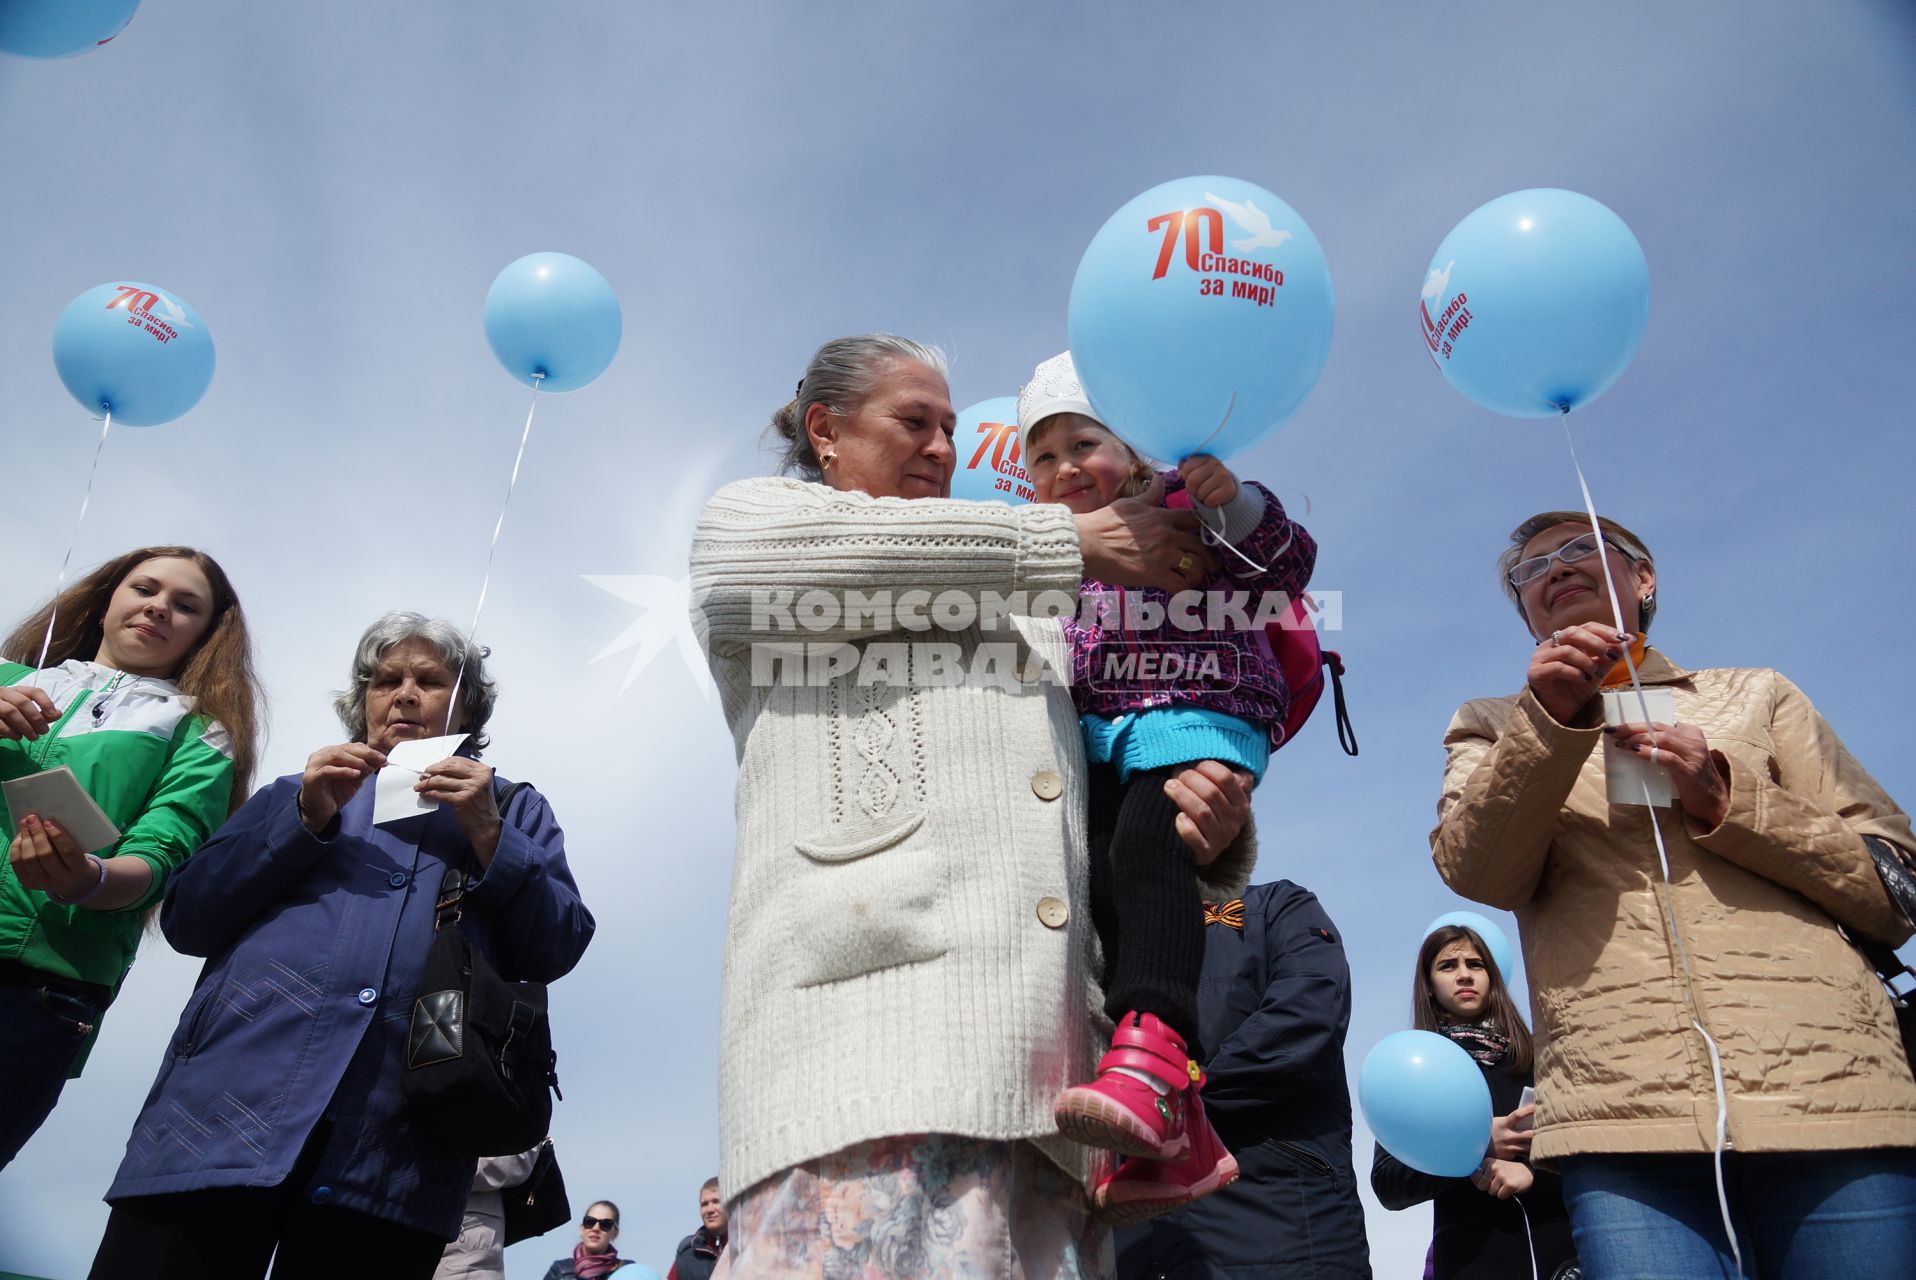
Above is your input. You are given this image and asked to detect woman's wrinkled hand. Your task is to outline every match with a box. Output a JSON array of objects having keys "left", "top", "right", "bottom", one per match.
[
  {"left": 0, "top": 686, "right": 59, "bottom": 741},
  {"left": 297, "top": 743, "right": 387, "bottom": 832},
  {"left": 416, "top": 756, "right": 500, "bottom": 867},
  {"left": 1164, "top": 761, "right": 1253, "bottom": 864},
  {"left": 1075, "top": 483, "right": 1215, "bottom": 593},
  {"left": 1489, "top": 1104, "right": 1536, "bottom": 1160},
  {"left": 9, "top": 815, "right": 96, "bottom": 899},
  {"left": 1526, "top": 623, "right": 1628, "bottom": 724},
  {"left": 1605, "top": 719, "right": 1729, "bottom": 829}
]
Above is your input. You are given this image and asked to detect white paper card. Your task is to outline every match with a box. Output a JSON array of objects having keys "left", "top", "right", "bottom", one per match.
[
  {"left": 3, "top": 766, "right": 123, "bottom": 853},
  {"left": 372, "top": 734, "right": 470, "bottom": 827},
  {"left": 1602, "top": 687, "right": 1677, "bottom": 808}
]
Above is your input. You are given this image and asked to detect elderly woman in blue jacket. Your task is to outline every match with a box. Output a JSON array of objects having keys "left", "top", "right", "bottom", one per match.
[{"left": 89, "top": 612, "right": 595, "bottom": 1280}]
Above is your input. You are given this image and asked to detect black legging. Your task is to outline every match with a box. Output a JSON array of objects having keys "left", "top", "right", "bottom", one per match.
[{"left": 1086, "top": 762, "right": 1206, "bottom": 1055}]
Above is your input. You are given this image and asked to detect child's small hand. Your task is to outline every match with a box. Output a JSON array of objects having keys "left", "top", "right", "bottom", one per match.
[{"left": 1178, "top": 455, "right": 1238, "bottom": 507}]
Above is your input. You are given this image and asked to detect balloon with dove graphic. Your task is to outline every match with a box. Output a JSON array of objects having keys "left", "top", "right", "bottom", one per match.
[
  {"left": 53, "top": 282, "right": 215, "bottom": 426},
  {"left": 1068, "top": 175, "right": 1333, "bottom": 463},
  {"left": 1420, "top": 188, "right": 1650, "bottom": 418},
  {"left": 0, "top": 0, "right": 139, "bottom": 58},
  {"left": 949, "top": 396, "right": 1031, "bottom": 504}
]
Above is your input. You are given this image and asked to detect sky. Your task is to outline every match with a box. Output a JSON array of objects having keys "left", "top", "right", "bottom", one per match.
[{"left": 3, "top": 2, "right": 1915, "bottom": 1276}]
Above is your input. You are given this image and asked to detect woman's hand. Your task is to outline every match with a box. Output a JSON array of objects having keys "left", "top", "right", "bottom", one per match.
[
  {"left": 297, "top": 743, "right": 388, "bottom": 832},
  {"left": 416, "top": 757, "right": 500, "bottom": 868},
  {"left": 1473, "top": 1158, "right": 1535, "bottom": 1200},
  {"left": 1489, "top": 1104, "right": 1536, "bottom": 1160},
  {"left": 1164, "top": 761, "right": 1252, "bottom": 864},
  {"left": 1526, "top": 623, "right": 1628, "bottom": 724},
  {"left": 1075, "top": 487, "right": 1215, "bottom": 592},
  {"left": 9, "top": 815, "right": 97, "bottom": 899},
  {"left": 0, "top": 686, "right": 59, "bottom": 740},
  {"left": 1606, "top": 720, "right": 1729, "bottom": 829},
  {"left": 1178, "top": 455, "right": 1239, "bottom": 507}
]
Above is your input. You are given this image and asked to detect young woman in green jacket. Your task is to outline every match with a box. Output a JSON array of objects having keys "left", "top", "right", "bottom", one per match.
[{"left": 0, "top": 545, "right": 261, "bottom": 1169}]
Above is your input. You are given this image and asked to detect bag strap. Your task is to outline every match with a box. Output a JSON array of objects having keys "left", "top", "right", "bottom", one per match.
[
  {"left": 432, "top": 779, "right": 535, "bottom": 931},
  {"left": 1324, "top": 652, "right": 1358, "bottom": 756}
]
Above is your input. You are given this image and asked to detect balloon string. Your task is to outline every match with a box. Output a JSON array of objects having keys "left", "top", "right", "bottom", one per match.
[
  {"left": 35, "top": 409, "right": 114, "bottom": 671},
  {"left": 1560, "top": 411, "right": 1745, "bottom": 1279},
  {"left": 445, "top": 375, "right": 543, "bottom": 734}
]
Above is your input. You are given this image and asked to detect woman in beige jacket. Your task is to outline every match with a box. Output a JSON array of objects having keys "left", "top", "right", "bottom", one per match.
[{"left": 1432, "top": 510, "right": 1916, "bottom": 1279}]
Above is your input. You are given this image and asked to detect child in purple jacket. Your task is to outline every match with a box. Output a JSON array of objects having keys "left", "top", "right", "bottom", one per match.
[{"left": 1017, "top": 351, "right": 1317, "bottom": 1223}]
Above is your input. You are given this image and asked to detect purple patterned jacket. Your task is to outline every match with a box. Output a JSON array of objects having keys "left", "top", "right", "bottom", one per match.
[{"left": 1064, "top": 473, "right": 1317, "bottom": 746}]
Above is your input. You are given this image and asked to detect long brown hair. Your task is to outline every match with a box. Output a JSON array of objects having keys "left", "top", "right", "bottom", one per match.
[
  {"left": 4, "top": 547, "right": 263, "bottom": 814},
  {"left": 1412, "top": 925, "right": 1534, "bottom": 1074}
]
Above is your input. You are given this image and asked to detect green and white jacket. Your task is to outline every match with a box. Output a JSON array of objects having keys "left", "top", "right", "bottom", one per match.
[{"left": 0, "top": 659, "right": 234, "bottom": 998}]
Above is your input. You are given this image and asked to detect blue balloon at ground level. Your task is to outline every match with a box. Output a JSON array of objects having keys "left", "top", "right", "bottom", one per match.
[
  {"left": 949, "top": 396, "right": 1030, "bottom": 504},
  {"left": 1068, "top": 174, "right": 1333, "bottom": 463},
  {"left": 0, "top": 0, "right": 139, "bottom": 58},
  {"left": 1420, "top": 188, "right": 1649, "bottom": 419},
  {"left": 1423, "top": 910, "right": 1518, "bottom": 985},
  {"left": 1359, "top": 1030, "right": 1493, "bottom": 1177},
  {"left": 53, "top": 282, "right": 215, "bottom": 427},
  {"left": 483, "top": 252, "right": 622, "bottom": 393}
]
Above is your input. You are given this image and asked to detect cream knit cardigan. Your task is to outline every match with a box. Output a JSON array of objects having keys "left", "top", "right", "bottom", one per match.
[{"left": 692, "top": 477, "right": 1255, "bottom": 1200}]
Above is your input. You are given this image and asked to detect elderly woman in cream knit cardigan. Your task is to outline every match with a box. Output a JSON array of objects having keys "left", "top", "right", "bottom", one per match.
[{"left": 690, "top": 334, "right": 1259, "bottom": 1279}]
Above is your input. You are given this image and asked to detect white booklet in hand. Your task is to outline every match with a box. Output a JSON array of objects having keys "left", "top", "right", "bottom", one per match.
[
  {"left": 3, "top": 765, "right": 122, "bottom": 853},
  {"left": 1601, "top": 687, "right": 1676, "bottom": 808}
]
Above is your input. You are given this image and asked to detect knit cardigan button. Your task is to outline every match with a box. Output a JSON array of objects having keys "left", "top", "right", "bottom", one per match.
[
  {"left": 1031, "top": 769, "right": 1063, "bottom": 801},
  {"left": 1036, "top": 897, "right": 1069, "bottom": 929}
]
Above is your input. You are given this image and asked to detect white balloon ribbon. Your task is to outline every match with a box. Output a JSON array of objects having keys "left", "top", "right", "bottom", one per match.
[
  {"left": 1560, "top": 411, "right": 1745, "bottom": 1279},
  {"left": 35, "top": 409, "right": 114, "bottom": 671},
  {"left": 445, "top": 375, "right": 543, "bottom": 733}
]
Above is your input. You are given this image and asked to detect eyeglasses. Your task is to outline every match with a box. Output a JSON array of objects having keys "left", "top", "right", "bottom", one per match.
[
  {"left": 1507, "top": 531, "right": 1630, "bottom": 589},
  {"left": 582, "top": 1215, "right": 619, "bottom": 1231}
]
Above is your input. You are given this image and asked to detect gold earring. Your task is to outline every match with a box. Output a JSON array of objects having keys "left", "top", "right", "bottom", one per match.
[{"left": 820, "top": 450, "right": 836, "bottom": 469}]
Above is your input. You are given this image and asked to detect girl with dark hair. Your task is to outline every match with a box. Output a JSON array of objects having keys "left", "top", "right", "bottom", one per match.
[
  {"left": 0, "top": 546, "right": 262, "bottom": 1169},
  {"left": 1371, "top": 926, "right": 1577, "bottom": 1280}
]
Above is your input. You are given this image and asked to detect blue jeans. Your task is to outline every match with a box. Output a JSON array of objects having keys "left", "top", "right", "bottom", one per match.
[
  {"left": 0, "top": 975, "right": 107, "bottom": 1170},
  {"left": 1561, "top": 1150, "right": 1916, "bottom": 1279}
]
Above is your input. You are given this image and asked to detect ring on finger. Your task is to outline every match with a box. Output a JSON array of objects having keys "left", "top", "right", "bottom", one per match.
[{"left": 1175, "top": 553, "right": 1196, "bottom": 576}]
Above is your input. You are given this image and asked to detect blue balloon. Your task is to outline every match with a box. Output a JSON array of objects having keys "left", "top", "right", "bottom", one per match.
[
  {"left": 483, "top": 252, "right": 621, "bottom": 392},
  {"left": 1423, "top": 910, "right": 1518, "bottom": 985},
  {"left": 53, "top": 282, "right": 215, "bottom": 427},
  {"left": 1067, "top": 175, "right": 1333, "bottom": 462},
  {"left": 0, "top": 0, "right": 138, "bottom": 58},
  {"left": 1420, "top": 189, "right": 1650, "bottom": 418},
  {"left": 616, "top": 1267, "right": 663, "bottom": 1280},
  {"left": 949, "top": 396, "right": 1030, "bottom": 504},
  {"left": 1359, "top": 1030, "right": 1493, "bottom": 1177}
]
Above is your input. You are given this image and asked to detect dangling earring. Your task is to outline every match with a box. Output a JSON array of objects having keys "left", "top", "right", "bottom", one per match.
[{"left": 1638, "top": 588, "right": 1656, "bottom": 629}]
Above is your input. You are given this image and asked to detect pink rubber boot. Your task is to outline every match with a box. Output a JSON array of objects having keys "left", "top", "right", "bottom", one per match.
[
  {"left": 1092, "top": 1106, "right": 1240, "bottom": 1224},
  {"left": 1054, "top": 1011, "right": 1205, "bottom": 1160}
]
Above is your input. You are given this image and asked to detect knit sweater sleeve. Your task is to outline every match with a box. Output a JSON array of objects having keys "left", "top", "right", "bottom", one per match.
[{"left": 690, "top": 476, "right": 1083, "bottom": 646}]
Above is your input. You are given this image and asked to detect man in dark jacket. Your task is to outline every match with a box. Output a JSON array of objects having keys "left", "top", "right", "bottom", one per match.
[
  {"left": 1118, "top": 881, "right": 1372, "bottom": 1279},
  {"left": 667, "top": 1176, "right": 726, "bottom": 1280}
]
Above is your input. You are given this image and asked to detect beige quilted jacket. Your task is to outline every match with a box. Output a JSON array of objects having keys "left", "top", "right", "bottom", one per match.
[{"left": 1432, "top": 648, "right": 1916, "bottom": 1161}]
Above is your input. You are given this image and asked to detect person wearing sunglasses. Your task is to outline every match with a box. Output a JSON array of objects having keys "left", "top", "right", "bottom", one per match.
[
  {"left": 543, "top": 1203, "right": 633, "bottom": 1279},
  {"left": 1431, "top": 510, "right": 1916, "bottom": 1277}
]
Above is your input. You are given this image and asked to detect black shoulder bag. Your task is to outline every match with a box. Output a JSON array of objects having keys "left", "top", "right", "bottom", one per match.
[
  {"left": 402, "top": 780, "right": 563, "bottom": 1156},
  {"left": 501, "top": 1137, "right": 572, "bottom": 1246},
  {"left": 1848, "top": 835, "right": 1916, "bottom": 1069}
]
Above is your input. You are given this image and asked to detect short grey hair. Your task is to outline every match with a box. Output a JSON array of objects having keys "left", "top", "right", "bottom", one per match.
[
  {"left": 333, "top": 612, "right": 498, "bottom": 752},
  {"left": 767, "top": 334, "right": 949, "bottom": 480}
]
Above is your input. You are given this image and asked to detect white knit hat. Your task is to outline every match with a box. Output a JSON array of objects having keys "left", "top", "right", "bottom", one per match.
[{"left": 1016, "top": 351, "right": 1103, "bottom": 443}]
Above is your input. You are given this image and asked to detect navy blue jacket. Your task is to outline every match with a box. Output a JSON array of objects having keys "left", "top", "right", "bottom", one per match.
[
  {"left": 106, "top": 772, "right": 594, "bottom": 1239},
  {"left": 1119, "top": 881, "right": 1372, "bottom": 1279}
]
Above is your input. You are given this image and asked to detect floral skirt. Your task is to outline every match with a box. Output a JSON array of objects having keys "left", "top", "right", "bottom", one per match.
[{"left": 716, "top": 1134, "right": 1111, "bottom": 1280}]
